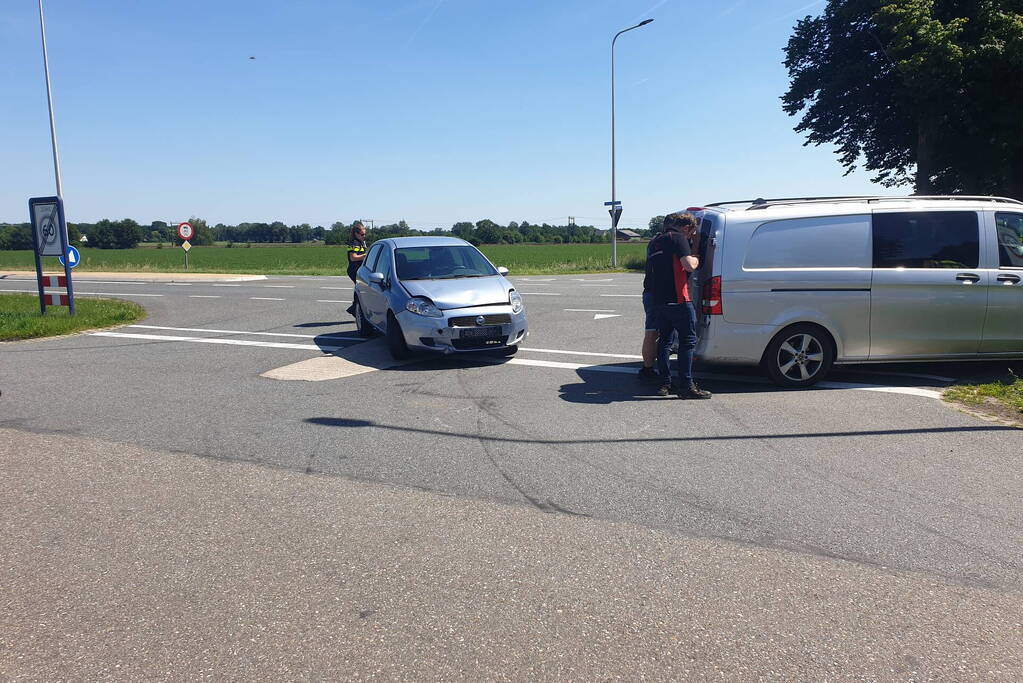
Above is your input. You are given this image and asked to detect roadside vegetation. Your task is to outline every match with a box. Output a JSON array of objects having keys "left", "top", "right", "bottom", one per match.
[
  {"left": 0, "top": 242, "right": 650, "bottom": 276},
  {"left": 944, "top": 373, "right": 1023, "bottom": 424},
  {"left": 0, "top": 293, "right": 144, "bottom": 342}
]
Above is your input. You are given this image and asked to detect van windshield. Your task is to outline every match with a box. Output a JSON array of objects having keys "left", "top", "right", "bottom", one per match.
[{"left": 395, "top": 246, "right": 498, "bottom": 280}]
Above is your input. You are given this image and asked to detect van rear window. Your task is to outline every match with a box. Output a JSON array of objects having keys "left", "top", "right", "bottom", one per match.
[
  {"left": 872, "top": 211, "right": 978, "bottom": 269},
  {"left": 743, "top": 215, "right": 871, "bottom": 269}
]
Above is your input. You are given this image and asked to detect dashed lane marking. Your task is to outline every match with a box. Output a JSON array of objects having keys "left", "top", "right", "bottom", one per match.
[
  {"left": 250, "top": 297, "right": 286, "bottom": 301},
  {"left": 317, "top": 299, "right": 350, "bottom": 303},
  {"left": 189, "top": 295, "right": 221, "bottom": 298},
  {"left": 264, "top": 285, "right": 295, "bottom": 288},
  {"left": 0, "top": 288, "right": 164, "bottom": 297},
  {"left": 565, "top": 309, "right": 616, "bottom": 312},
  {"left": 522, "top": 292, "right": 561, "bottom": 296},
  {"left": 320, "top": 286, "right": 351, "bottom": 290}
]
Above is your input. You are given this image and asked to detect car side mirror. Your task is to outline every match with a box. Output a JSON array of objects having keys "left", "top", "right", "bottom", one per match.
[
  {"left": 368, "top": 272, "right": 385, "bottom": 285},
  {"left": 497, "top": 267, "right": 509, "bottom": 276}
]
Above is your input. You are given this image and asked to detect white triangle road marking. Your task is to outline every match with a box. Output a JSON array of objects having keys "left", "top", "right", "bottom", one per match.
[{"left": 593, "top": 313, "right": 622, "bottom": 320}]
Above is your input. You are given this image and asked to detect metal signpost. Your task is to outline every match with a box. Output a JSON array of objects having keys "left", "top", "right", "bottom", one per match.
[
  {"left": 178, "top": 222, "right": 193, "bottom": 269},
  {"left": 29, "top": 196, "right": 75, "bottom": 314}
]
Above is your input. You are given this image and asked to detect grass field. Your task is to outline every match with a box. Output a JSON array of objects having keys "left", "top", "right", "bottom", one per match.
[
  {"left": 0, "top": 242, "right": 649, "bottom": 276},
  {"left": 0, "top": 293, "right": 144, "bottom": 341}
]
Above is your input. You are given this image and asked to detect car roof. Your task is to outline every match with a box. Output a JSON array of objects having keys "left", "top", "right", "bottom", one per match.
[{"left": 378, "top": 236, "right": 472, "bottom": 248}]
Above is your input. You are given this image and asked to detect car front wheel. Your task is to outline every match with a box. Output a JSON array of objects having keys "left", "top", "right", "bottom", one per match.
[
  {"left": 763, "top": 324, "right": 834, "bottom": 388},
  {"left": 386, "top": 312, "right": 412, "bottom": 360}
]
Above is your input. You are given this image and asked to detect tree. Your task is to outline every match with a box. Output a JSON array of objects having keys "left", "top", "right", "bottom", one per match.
[
  {"left": 648, "top": 215, "right": 665, "bottom": 234},
  {"left": 782, "top": 0, "right": 1023, "bottom": 198},
  {"left": 0, "top": 224, "right": 33, "bottom": 250}
]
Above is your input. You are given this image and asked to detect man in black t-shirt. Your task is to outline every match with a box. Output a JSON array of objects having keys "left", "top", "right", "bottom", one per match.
[{"left": 644, "top": 212, "right": 711, "bottom": 399}]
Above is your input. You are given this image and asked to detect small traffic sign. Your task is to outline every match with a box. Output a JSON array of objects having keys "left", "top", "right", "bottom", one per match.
[
  {"left": 181, "top": 240, "right": 192, "bottom": 252},
  {"left": 177, "top": 222, "right": 194, "bottom": 241},
  {"left": 58, "top": 245, "right": 81, "bottom": 268},
  {"left": 603, "top": 200, "right": 622, "bottom": 207}
]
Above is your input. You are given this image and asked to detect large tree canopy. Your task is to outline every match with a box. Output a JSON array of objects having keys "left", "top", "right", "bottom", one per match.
[{"left": 783, "top": 0, "right": 1023, "bottom": 198}]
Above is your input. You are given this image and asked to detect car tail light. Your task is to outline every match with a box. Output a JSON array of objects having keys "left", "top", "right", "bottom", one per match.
[
  {"left": 686, "top": 207, "right": 705, "bottom": 212},
  {"left": 701, "top": 276, "right": 722, "bottom": 315}
]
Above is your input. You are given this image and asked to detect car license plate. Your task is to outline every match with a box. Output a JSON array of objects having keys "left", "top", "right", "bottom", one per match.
[{"left": 460, "top": 326, "right": 502, "bottom": 339}]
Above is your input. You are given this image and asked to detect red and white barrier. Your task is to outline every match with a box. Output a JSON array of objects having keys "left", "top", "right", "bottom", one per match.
[
  {"left": 40, "top": 275, "right": 67, "bottom": 288},
  {"left": 43, "top": 293, "right": 69, "bottom": 306}
]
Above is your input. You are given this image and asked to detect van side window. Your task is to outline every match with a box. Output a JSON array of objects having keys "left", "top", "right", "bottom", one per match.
[
  {"left": 995, "top": 212, "right": 1023, "bottom": 268},
  {"left": 872, "top": 211, "right": 978, "bottom": 269},
  {"left": 743, "top": 215, "right": 870, "bottom": 269}
]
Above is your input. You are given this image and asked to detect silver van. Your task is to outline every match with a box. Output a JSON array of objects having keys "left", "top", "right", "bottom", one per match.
[{"left": 687, "top": 196, "right": 1023, "bottom": 387}]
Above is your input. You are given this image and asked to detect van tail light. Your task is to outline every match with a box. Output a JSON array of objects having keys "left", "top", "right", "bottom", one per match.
[{"left": 701, "top": 276, "right": 722, "bottom": 315}]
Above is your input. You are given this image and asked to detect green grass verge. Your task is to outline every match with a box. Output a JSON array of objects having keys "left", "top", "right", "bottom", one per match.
[
  {"left": 0, "top": 293, "right": 145, "bottom": 342},
  {"left": 943, "top": 374, "right": 1023, "bottom": 417},
  {"left": 0, "top": 243, "right": 649, "bottom": 276}
]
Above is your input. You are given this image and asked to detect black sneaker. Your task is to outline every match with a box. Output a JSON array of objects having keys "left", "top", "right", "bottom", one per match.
[
  {"left": 638, "top": 366, "right": 660, "bottom": 384},
  {"left": 677, "top": 383, "right": 712, "bottom": 400}
]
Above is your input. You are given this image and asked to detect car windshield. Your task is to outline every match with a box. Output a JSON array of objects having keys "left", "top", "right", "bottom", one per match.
[{"left": 394, "top": 246, "right": 498, "bottom": 280}]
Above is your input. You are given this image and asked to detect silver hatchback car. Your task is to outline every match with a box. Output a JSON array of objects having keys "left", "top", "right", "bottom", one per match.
[{"left": 352, "top": 236, "right": 528, "bottom": 359}]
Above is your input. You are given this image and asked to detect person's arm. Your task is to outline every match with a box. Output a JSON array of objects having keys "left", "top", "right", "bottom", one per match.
[
  {"left": 348, "top": 245, "right": 367, "bottom": 263},
  {"left": 673, "top": 233, "right": 699, "bottom": 272}
]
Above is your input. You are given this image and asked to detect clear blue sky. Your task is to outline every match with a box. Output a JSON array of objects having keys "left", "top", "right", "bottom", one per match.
[{"left": 1, "top": 0, "right": 880, "bottom": 230}]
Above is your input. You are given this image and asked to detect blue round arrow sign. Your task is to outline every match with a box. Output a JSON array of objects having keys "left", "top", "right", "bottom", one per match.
[{"left": 58, "top": 245, "right": 81, "bottom": 268}]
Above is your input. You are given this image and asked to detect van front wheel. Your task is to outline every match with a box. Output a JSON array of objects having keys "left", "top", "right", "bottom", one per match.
[{"left": 763, "top": 324, "right": 834, "bottom": 388}]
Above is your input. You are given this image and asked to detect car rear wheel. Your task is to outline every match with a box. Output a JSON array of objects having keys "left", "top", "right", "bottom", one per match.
[
  {"left": 763, "top": 324, "right": 834, "bottom": 388},
  {"left": 386, "top": 312, "right": 412, "bottom": 360},
  {"left": 354, "top": 298, "right": 373, "bottom": 338}
]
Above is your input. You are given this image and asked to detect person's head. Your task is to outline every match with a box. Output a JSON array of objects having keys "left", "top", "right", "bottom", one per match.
[
  {"left": 663, "top": 212, "right": 698, "bottom": 237},
  {"left": 350, "top": 221, "right": 366, "bottom": 242}
]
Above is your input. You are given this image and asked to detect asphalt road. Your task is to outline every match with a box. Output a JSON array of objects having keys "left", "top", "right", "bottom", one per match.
[{"left": 2, "top": 271, "right": 1022, "bottom": 677}]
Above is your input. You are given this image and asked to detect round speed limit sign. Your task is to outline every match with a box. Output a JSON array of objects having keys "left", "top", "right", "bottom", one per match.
[{"left": 177, "top": 222, "right": 194, "bottom": 241}]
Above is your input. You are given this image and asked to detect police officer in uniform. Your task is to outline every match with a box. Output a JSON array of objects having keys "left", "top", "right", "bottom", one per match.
[{"left": 345, "top": 221, "right": 367, "bottom": 315}]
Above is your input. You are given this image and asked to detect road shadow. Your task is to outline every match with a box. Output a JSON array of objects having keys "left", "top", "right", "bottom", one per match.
[
  {"left": 295, "top": 321, "right": 348, "bottom": 328},
  {"left": 558, "top": 366, "right": 778, "bottom": 405},
  {"left": 304, "top": 415, "right": 1016, "bottom": 445}
]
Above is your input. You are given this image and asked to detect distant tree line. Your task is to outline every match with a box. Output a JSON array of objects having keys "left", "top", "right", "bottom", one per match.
[{"left": 1, "top": 216, "right": 641, "bottom": 250}]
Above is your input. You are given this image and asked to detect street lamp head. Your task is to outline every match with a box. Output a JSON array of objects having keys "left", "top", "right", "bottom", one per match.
[{"left": 639, "top": 18, "right": 654, "bottom": 26}]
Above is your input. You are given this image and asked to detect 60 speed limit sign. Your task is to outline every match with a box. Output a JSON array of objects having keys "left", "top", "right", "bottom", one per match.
[{"left": 177, "top": 222, "right": 194, "bottom": 241}]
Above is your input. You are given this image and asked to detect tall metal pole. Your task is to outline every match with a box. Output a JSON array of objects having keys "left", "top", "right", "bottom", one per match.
[
  {"left": 38, "top": 0, "right": 63, "bottom": 199},
  {"left": 610, "top": 19, "right": 653, "bottom": 268}
]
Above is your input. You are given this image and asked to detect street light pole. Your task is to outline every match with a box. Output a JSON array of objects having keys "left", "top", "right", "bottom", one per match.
[
  {"left": 610, "top": 18, "right": 653, "bottom": 268},
  {"left": 38, "top": 0, "right": 63, "bottom": 199}
]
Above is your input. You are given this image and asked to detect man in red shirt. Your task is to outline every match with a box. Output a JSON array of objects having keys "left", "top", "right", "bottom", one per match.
[{"left": 643, "top": 212, "right": 711, "bottom": 399}]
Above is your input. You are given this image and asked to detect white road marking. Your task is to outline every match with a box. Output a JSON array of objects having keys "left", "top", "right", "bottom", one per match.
[
  {"left": 581, "top": 284, "right": 619, "bottom": 287},
  {"left": 250, "top": 297, "right": 285, "bottom": 301},
  {"left": 321, "top": 286, "right": 351, "bottom": 290},
  {"left": 840, "top": 369, "right": 956, "bottom": 383},
  {"left": 166, "top": 283, "right": 193, "bottom": 286},
  {"left": 264, "top": 285, "right": 295, "bottom": 288},
  {"left": 572, "top": 278, "right": 614, "bottom": 282},
  {"left": 189, "top": 295, "right": 221, "bottom": 298},
  {"left": 565, "top": 309, "right": 616, "bottom": 313},
  {"left": 522, "top": 292, "right": 562, "bottom": 296},
  {"left": 129, "top": 324, "right": 357, "bottom": 340},
  {"left": 594, "top": 313, "right": 622, "bottom": 320},
  {"left": 317, "top": 299, "right": 351, "bottom": 303},
  {"left": 513, "top": 278, "right": 556, "bottom": 282},
  {"left": 0, "top": 288, "right": 166, "bottom": 297},
  {"left": 600, "top": 294, "right": 642, "bottom": 298},
  {"left": 92, "top": 331, "right": 345, "bottom": 352},
  {"left": 213, "top": 284, "right": 241, "bottom": 287},
  {"left": 519, "top": 347, "right": 642, "bottom": 360},
  {"left": 55, "top": 280, "right": 146, "bottom": 285}
]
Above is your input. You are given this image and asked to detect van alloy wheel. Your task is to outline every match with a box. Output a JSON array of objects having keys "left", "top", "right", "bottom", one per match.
[{"left": 763, "top": 324, "right": 834, "bottom": 388}]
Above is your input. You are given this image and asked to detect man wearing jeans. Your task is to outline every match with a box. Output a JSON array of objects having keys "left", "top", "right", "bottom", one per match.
[{"left": 644, "top": 212, "right": 711, "bottom": 399}]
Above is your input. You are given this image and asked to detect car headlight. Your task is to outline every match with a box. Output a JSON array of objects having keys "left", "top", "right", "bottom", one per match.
[
  {"left": 405, "top": 297, "right": 443, "bottom": 317},
  {"left": 509, "top": 289, "right": 523, "bottom": 314}
]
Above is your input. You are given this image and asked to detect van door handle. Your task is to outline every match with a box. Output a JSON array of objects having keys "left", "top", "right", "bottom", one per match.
[
  {"left": 955, "top": 273, "right": 981, "bottom": 283},
  {"left": 997, "top": 273, "right": 1021, "bottom": 284}
]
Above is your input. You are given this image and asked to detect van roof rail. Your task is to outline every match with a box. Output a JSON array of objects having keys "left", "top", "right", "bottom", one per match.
[{"left": 704, "top": 195, "right": 1023, "bottom": 210}]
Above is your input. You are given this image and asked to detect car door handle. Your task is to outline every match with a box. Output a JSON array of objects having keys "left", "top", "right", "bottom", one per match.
[
  {"left": 955, "top": 273, "right": 981, "bottom": 283},
  {"left": 997, "top": 273, "right": 1021, "bottom": 284}
]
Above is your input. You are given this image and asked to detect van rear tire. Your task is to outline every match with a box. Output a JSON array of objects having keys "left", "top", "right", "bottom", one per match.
[{"left": 763, "top": 324, "right": 834, "bottom": 388}]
